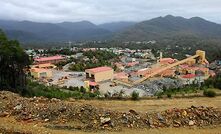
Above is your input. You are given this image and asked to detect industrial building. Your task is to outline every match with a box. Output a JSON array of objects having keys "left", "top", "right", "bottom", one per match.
[
  {"left": 34, "top": 55, "right": 65, "bottom": 64},
  {"left": 85, "top": 66, "right": 113, "bottom": 82},
  {"left": 30, "top": 63, "right": 56, "bottom": 79},
  {"left": 32, "top": 63, "right": 56, "bottom": 69},
  {"left": 30, "top": 68, "right": 52, "bottom": 79},
  {"left": 114, "top": 72, "right": 129, "bottom": 82},
  {"left": 115, "top": 50, "right": 210, "bottom": 87}
]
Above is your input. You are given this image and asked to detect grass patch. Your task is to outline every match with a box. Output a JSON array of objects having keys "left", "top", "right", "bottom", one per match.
[{"left": 25, "top": 80, "right": 100, "bottom": 100}]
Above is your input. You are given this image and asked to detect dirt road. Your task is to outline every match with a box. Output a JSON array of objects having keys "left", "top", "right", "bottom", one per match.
[{"left": 72, "top": 96, "right": 221, "bottom": 113}]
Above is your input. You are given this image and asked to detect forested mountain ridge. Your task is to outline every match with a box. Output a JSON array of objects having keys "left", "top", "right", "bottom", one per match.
[
  {"left": 114, "top": 15, "right": 221, "bottom": 41},
  {"left": 1, "top": 15, "right": 221, "bottom": 42}
]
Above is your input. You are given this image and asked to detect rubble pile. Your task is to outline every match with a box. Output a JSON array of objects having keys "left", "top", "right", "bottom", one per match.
[
  {"left": 136, "top": 78, "right": 184, "bottom": 95},
  {"left": 146, "top": 106, "right": 221, "bottom": 128},
  {"left": 0, "top": 91, "right": 221, "bottom": 131}
]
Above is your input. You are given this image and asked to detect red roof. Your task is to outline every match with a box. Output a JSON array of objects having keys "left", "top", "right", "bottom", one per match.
[
  {"left": 30, "top": 68, "right": 48, "bottom": 72},
  {"left": 34, "top": 55, "right": 64, "bottom": 62},
  {"left": 89, "top": 81, "right": 98, "bottom": 86},
  {"left": 127, "top": 62, "right": 139, "bottom": 67},
  {"left": 114, "top": 72, "right": 128, "bottom": 79},
  {"left": 160, "top": 58, "right": 175, "bottom": 64},
  {"left": 86, "top": 67, "right": 113, "bottom": 73},
  {"left": 182, "top": 74, "right": 196, "bottom": 78}
]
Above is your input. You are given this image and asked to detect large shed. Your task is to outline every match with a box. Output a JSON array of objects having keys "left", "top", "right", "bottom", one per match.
[{"left": 85, "top": 67, "right": 113, "bottom": 82}]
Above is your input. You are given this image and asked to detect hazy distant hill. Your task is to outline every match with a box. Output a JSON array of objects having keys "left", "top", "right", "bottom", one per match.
[
  {"left": 98, "top": 21, "right": 136, "bottom": 32},
  {"left": 114, "top": 15, "right": 221, "bottom": 41},
  {"left": 2, "top": 15, "right": 221, "bottom": 43},
  {"left": 0, "top": 20, "right": 112, "bottom": 42}
]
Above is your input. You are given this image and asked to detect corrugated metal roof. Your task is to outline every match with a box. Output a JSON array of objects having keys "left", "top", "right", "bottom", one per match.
[
  {"left": 182, "top": 74, "right": 196, "bottom": 78},
  {"left": 34, "top": 55, "right": 64, "bottom": 62},
  {"left": 86, "top": 67, "right": 113, "bottom": 73}
]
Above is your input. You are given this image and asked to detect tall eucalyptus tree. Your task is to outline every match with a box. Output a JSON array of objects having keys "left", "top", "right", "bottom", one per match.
[{"left": 0, "top": 30, "right": 30, "bottom": 94}]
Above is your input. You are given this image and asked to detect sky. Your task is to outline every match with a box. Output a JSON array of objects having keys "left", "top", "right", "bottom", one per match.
[{"left": 0, "top": 0, "right": 221, "bottom": 24}]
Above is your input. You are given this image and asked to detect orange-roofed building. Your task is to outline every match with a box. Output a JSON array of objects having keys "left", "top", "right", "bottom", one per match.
[
  {"left": 85, "top": 66, "right": 113, "bottom": 82},
  {"left": 34, "top": 55, "right": 65, "bottom": 64},
  {"left": 32, "top": 63, "right": 56, "bottom": 69},
  {"left": 179, "top": 65, "right": 209, "bottom": 76},
  {"left": 182, "top": 74, "right": 196, "bottom": 79},
  {"left": 159, "top": 58, "right": 176, "bottom": 65},
  {"left": 136, "top": 68, "right": 149, "bottom": 77},
  {"left": 126, "top": 61, "right": 139, "bottom": 67},
  {"left": 30, "top": 68, "right": 52, "bottom": 79},
  {"left": 160, "top": 69, "right": 175, "bottom": 77},
  {"left": 114, "top": 72, "right": 129, "bottom": 82}
]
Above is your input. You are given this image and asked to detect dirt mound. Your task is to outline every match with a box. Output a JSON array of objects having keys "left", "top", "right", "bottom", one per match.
[{"left": 0, "top": 91, "right": 221, "bottom": 132}]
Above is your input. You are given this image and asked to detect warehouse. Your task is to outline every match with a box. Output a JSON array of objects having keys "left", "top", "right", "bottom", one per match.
[
  {"left": 30, "top": 68, "right": 52, "bottom": 79},
  {"left": 34, "top": 55, "right": 65, "bottom": 64},
  {"left": 85, "top": 67, "right": 113, "bottom": 82}
]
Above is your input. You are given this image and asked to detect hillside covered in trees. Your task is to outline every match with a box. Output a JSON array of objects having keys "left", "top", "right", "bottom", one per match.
[
  {"left": 2, "top": 15, "right": 221, "bottom": 43},
  {"left": 114, "top": 15, "right": 221, "bottom": 41}
]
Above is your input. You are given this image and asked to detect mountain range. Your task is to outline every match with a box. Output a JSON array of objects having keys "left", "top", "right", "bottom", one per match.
[
  {"left": 115, "top": 15, "right": 221, "bottom": 41},
  {"left": 1, "top": 15, "right": 221, "bottom": 42}
]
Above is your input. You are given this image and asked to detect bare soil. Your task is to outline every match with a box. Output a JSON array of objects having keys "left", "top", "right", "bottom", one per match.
[{"left": 1, "top": 92, "right": 221, "bottom": 134}]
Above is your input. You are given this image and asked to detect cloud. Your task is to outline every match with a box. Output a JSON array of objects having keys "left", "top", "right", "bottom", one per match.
[{"left": 0, "top": 0, "right": 221, "bottom": 24}]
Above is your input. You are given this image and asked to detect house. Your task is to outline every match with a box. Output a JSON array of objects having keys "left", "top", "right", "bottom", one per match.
[
  {"left": 34, "top": 55, "right": 65, "bottom": 64},
  {"left": 85, "top": 66, "right": 113, "bottom": 82}
]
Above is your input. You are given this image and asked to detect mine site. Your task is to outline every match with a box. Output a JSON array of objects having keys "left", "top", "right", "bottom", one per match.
[
  {"left": 1, "top": 91, "right": 221, "bottom": 134},
  {"left": 1, "top": 0, "right": 221, "bottom": 134}
]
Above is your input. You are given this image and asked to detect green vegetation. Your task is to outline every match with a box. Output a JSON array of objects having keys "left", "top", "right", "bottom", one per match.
[
  {"left": 203, "top": 89, "right": 216, "bottom": 97},
  {"left": 204, "top": 76, "right": 221, "bottom": 89},
  {"left": 156, "top": 85, "right": 199, "bottom": 97},
  {"left": 131, "top": 91, "right": 139, "bottom": 100},
  {"left": 26, "top": 80, "right": 100, "bottom": 100},
  {"left": 0, "top": 30, "right": 30, "bottom": 94},
  {"left": 155, "top": 76, "right": 221, "bottom": 98},
  {"left": 167, "top": 93, "right": 172, "bottom": 98},
  {"left": 83, "top": 50, "right": 117, "bottom": 60},
  {"left": 69, "top": 50, "right": 118, "bottom": 71},
  {"left": 44, "top": 48, "right": 75, "bottom": 56},
  {"left": 78, "top": 37, "right": 221, "bottom": 62},
  {"left": 104, "top": 90, "right": 125, "bottom": 100}
]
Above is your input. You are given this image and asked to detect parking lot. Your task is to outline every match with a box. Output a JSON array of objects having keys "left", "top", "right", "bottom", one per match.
[
  {"left": 99, "top": 81, "right": 147, "bottom": 97},
  {"left": 50, "top": 70, "right": 85, "bottom": 87}
]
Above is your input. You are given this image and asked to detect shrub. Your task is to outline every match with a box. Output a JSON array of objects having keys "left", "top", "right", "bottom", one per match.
[
  {"left": 131, "top": 91, "right": 139, "bottom": 100},
  {"left": 167, "top": 93, "right": 172, "bottom": 98},
  {"left": 26, "top": 81, "right": 99, "bottom": 100},
  {"left": 155, "top": 91, "right": 163, "bottom": 99},
  {"left": 80, "top": 86, "right": 86, "bottom": 93},
  {"left": 203, "top": 90, "right": 216, "bottom": 97}
]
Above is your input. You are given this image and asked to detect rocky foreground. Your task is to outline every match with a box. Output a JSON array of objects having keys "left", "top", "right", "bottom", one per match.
[{"left": 0, "top": 91, "right": 221, "bottom": 132}]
